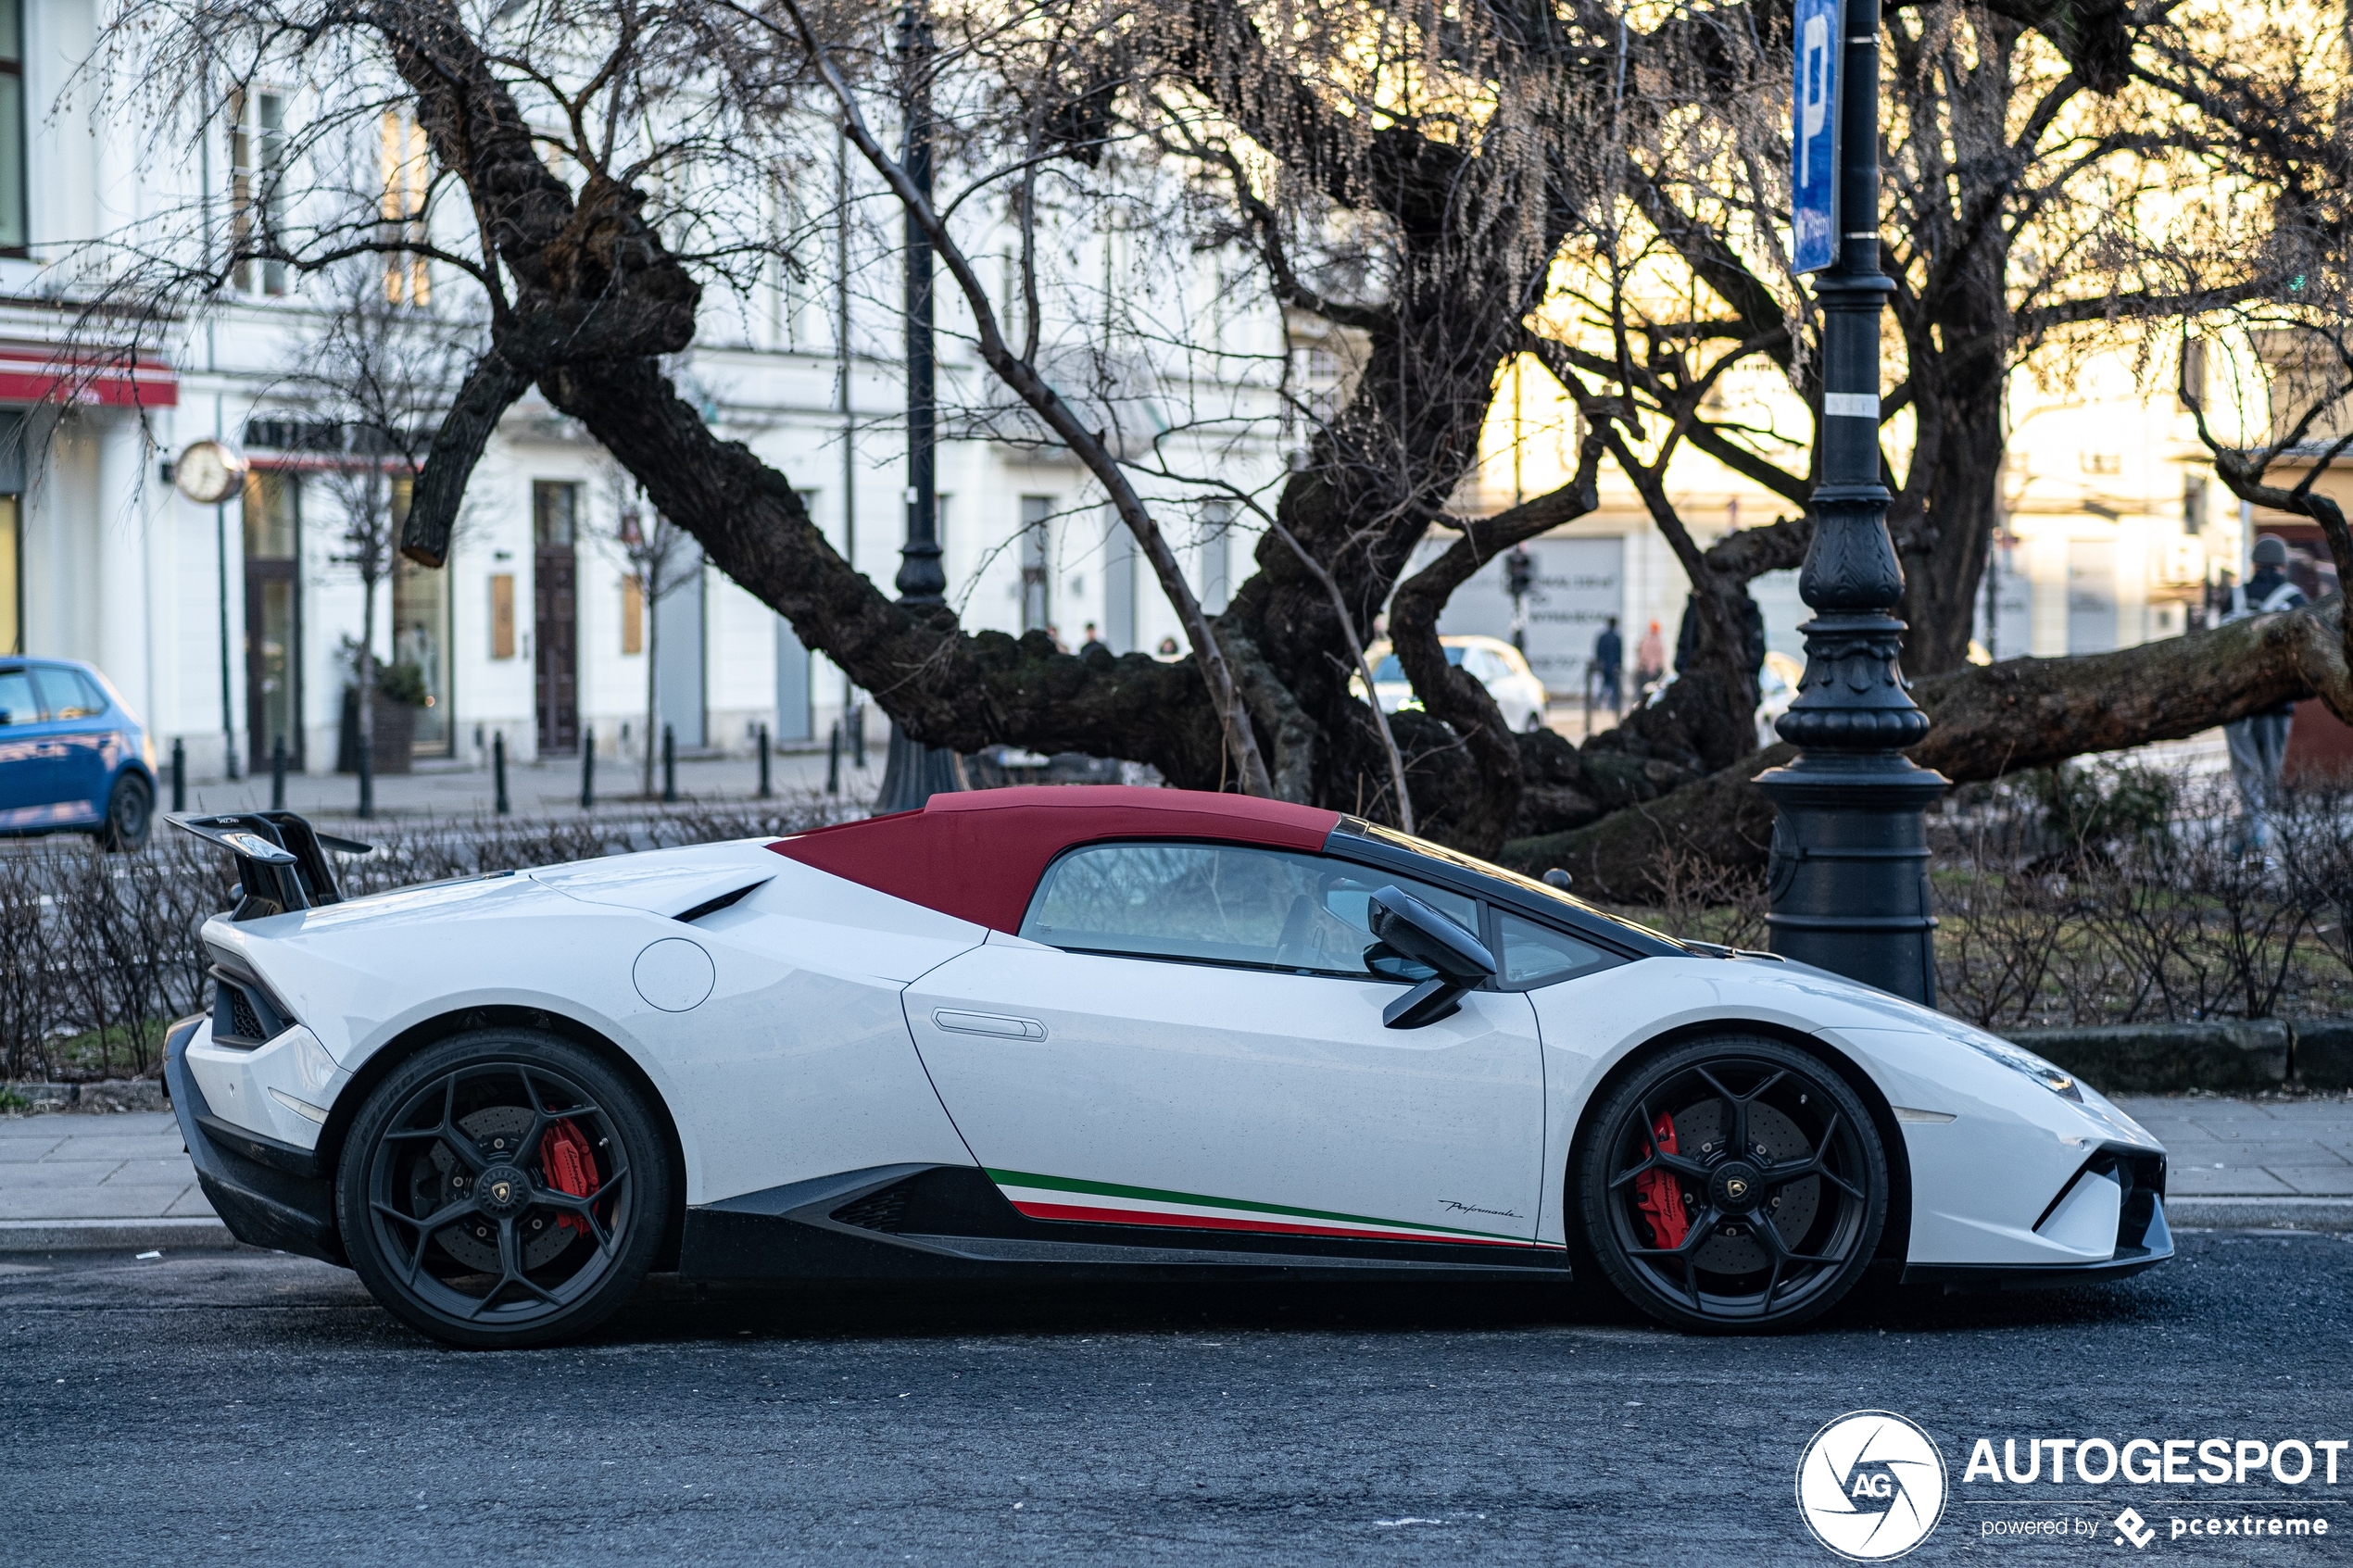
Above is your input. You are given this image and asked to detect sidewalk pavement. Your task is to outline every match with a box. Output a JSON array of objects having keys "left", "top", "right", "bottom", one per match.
[
  {"left": 6, "top": 1094, "right": 2351, "bottom": 1256},
  {"left": 0, "top": 1111, "right": 231, "bottom": 1252}
]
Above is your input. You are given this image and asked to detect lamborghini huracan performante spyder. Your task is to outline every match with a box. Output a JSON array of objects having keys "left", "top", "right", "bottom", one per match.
[{"left": 161, "top": 788, "right": 2171, "bottom": 1348}]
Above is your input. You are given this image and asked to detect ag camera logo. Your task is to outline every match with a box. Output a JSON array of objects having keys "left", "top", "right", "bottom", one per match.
[{"left": 1797, "top": 1411, "right": 1949, "bottom": 1561}]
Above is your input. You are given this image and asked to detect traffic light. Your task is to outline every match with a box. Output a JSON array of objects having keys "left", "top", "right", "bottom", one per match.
[{"left": 1505, "top": 546, "right": 1535, "bottom": 599}]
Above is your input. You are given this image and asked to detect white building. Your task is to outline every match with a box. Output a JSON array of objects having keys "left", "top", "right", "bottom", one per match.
[{"left": 0, "top": 0, "right": 1283, "bottom": 782}]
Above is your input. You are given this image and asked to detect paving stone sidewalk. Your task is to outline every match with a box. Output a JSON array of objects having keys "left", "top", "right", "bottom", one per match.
[
  {"left": 4, "top": 1095, "right": 2350, "bottom": 1254},
  {"left": 0, "top": 1111, "right": 228, "bottom": 1251}
]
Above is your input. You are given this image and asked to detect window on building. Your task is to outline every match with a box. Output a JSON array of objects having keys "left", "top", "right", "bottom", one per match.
[
  {"left": 380, "top": 108, "right": 430, "bottom": 306},
  {"left": 1019, "top": 495, "right": 1052, "bottom": 633},
  {"left": 0, "top": 495, "right": 18, "bottom": 655},
  {"left": 1199, "top": 499, "right": 1233, "bottom": 614},
  {"left": 0, "top": 0, "right": 25, "bottom": 253},
  {"left": 243, "top": 471, "right": 303, "bottom": 767},
  {"left": 389, "top": 479, "right": 451, "bottom": 755},
  {"left": 2259, "top": 328, "right": 2353, "bottom": 446},
  {"left": 1287, "top": 345, "right": 1341, "bottom": 439},
  {"left": 2183, "top": 473, "right": 2208, "bottom": 537},
  {"left": 2178, "top": 338, "right": 2208, "bottom": 411},
  {"left": 231, "top": 88, "right": 290, "bottom": 295}
]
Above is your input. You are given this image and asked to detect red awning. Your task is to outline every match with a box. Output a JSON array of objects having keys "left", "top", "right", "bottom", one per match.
[{"left": 0, "top": 342, "right": 178, "bottom": 408}]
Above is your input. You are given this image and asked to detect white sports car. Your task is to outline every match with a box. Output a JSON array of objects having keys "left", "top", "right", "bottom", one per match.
[{"left": 163, "top": 789, "right": 2169, "bottom": 1348}]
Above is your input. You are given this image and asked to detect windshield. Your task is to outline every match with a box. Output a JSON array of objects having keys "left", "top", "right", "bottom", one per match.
[
  {"left": 1342, "top": 820, "right": 1689, "bottom": 951},
  {"left": 1369, "top": 646, "right": 1467, "bottom": 684}
]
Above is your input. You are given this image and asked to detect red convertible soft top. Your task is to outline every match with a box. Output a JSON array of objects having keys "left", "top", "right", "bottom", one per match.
[{"left": 769, "top": 785, "right": 1341, "bottom": 933}]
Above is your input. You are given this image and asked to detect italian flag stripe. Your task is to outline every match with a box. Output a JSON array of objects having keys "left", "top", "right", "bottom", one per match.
[{"left": 988, "top": 1168, "right": 1551, "bottom": 1249}]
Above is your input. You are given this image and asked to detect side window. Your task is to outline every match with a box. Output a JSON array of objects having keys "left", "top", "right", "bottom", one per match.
[
  {"left": 72, "top": 671, "right": 110, "bottom": 715},
  {"left": 1020, "top": 842, "right": 1479, "bottom": 979},
  {"left": 31, "top": 668, "right": 98, "bottom": 720},
  {"left": 1496, "top": 912, "right": 1616, "bottom": 988},
  {"left": 0, "top": 668, "right": 31, "bottom": 723}
]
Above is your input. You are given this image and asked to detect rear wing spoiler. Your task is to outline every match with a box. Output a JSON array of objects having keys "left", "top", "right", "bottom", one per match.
[{"left": 166, "top": 811, "right": 373, "bottom": 921}]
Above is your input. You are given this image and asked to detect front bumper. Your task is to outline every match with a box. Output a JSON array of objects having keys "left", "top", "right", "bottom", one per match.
[
  {"left": 1902, "top": 1144, "right": 2172, "bottom": 1290},
  {"left": 164, "top": 1017, "right": 344, "bottom": 1266}
]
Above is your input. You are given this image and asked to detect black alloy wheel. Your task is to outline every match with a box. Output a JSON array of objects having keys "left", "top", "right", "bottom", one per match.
[
  {"left": 96, "top": 773, "right": 152, "bottom": 852},
  {"left": 1576, "top": 1035, "right": 1886, "bottom": 1332},
  {"left": 335, "top": 1030, "right": 672, "bottom": 1348}
]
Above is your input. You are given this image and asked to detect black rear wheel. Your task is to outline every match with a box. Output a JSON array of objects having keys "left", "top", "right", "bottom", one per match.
[
  {"left": 95, "top": 773, "right": 152, "bottom": 852},
  {"left": 335, "top": 1030, "right": 671, "bottom": 1348},
  {"left": 1576, "top": 1035, "right": 1886, "bottom": 1332}
]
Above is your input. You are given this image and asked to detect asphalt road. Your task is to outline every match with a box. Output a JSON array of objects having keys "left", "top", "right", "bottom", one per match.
[{"left": 5, "top": 1233, "right": 2351, "bottom": 1567}]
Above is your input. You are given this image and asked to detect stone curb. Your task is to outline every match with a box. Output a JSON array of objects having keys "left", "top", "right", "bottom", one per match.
[
  {"left": 2006, "top": 1020, "right": 2353, "bottom": 1095},
  {"left": 0, "top": 1217, "right": 239, "bottom": 1253},
  {"left": 3, "top": 1081, "right": 170, "bottom": 1115},
  {"left": 2164, "top": 1197, "right": 2353, "bottom": 1231}
]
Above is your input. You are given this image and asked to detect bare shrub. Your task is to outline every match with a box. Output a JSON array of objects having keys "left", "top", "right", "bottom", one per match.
[{"left": 1931, "top": 769, "right": 2346, "bottom": 1031}]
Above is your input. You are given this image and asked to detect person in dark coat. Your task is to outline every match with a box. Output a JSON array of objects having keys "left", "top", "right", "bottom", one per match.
[{"left": 1592, "top": 617, "right": 1623, "bottom": 713}]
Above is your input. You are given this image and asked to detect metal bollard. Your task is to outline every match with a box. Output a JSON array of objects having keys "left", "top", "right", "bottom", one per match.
[
  {"left": 826, "top": 721, "right": 841, "bottom": 796},
  {"left": 757, "top": 724, "right": 772, "bottom": 798},
  {"left": 581, "top": 727, "right": 596, "bottom": 809},
  {"left": 851, "top": 705, "right": 867, "bottom": 770},
  {"left": 357, "top": 730, "right": 374, "bottom": 820},
  {"left": 661, "top": 723, "right": 677, "bottom": 803},
  {"left": 271, "top": 734, "right": 287, "bottom": 809},
  {"left": 493, "top": 732, "right": 510, "bottom": 815},
  {"left": 170, "top": 738, "right": 185, "bottom": 813}
]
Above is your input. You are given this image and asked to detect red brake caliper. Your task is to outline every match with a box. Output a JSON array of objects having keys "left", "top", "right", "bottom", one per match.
[
  {"left": 543, "top": 1120, "right": 602, "bottom": 1236},
  {"left": 1633, "top": 1111, "right": 1690, "bottom": 1249}
]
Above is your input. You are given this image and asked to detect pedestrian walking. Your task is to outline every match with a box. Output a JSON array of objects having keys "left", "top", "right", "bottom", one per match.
[
  {"left": 1633, "top": 619, "right": 1666, "bottom": 703},
  {"left": 2222, "top": 534, "right": 2308, "bottom": 850},
  {"left": 1592, "top": 616, "right": 1623, "bottom": 714}
]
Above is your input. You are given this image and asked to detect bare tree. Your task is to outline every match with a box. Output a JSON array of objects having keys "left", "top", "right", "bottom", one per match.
[
  {"left": 295, "top": 260, "right": 472, "bottom": 814},
  {"left": 74, "top": 0, "right": 2353, "bottom": 872}
]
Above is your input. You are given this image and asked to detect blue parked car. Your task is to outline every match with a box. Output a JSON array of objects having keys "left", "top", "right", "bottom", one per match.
[{"left": 0, "top": 659, "right": 157, "bottom": 850}]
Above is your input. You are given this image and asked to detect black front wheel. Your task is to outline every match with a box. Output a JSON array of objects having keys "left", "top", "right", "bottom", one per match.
[
  {"left": 336, "top": 1030, "right": 672, "bottom": 1348},
  {"left": 1576, "top": 1035, "right": 1887, "bottom": 1332}
]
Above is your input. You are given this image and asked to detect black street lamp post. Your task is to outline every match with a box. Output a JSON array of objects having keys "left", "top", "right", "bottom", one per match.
[
  {"left": 874, "top": 3, "right": 967, "bottom": 813},
  {"left": 1755, "top": 0, "right": 1947, "bottom": 1003}
]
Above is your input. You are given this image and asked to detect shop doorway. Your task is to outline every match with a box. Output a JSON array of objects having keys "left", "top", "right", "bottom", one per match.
[
  {"left": 243, "top": 470, "right": 302, "bottom": 770},
  {"left": 533, "top": 481, "right": 579, "bottom": 754}
]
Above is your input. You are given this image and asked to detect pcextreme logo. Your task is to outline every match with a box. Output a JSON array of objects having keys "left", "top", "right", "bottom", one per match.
[{"left": 1796, "top": 1411, "right": 1951, "bottom": 1562}]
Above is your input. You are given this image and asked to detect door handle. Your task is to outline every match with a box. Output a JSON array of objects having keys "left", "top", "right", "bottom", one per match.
[{"left": 931, "top": 1009, "right": 1046, "bottom": 1040}]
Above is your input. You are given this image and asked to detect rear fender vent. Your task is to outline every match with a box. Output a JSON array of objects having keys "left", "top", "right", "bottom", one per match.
[{"left": 831, "top": 1185, "right": 913, "bottom": 1234}]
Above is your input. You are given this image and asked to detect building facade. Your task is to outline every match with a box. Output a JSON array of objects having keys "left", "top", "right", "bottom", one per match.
[{"left": 0, "top": 0, "right": 1283, "bottom": 783}]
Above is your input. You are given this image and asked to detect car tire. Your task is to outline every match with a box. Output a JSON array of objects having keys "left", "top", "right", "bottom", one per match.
[
  {"left": 94, "top": 773, "right": 152, "bottom": 852},
  {"left": 1574, "top": 1035, "right": 1886, "bottom": 1333},
  {"left": 335, "top": 1029, "right": 673, "bottom": 1349}
]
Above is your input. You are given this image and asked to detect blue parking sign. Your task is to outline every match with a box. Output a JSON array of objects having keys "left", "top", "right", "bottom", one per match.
[{"left": 1791, "top": 0, "right": 1842, "bottom": 273}]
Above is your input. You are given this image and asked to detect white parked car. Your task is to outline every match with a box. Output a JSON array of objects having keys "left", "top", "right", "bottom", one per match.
[
  {"left": 1355, "top": 634, "right": 1550, "bottom": 732},
  {"left": 1756, "top": 649, "right": 1806, "bottom": 747},
  {"left": 165, "top": 789, "right": 2170, "bottom": 1348}
]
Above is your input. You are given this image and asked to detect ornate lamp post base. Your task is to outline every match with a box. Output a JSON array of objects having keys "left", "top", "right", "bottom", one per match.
[
  {"left": 1755, "top": 752, "right": 1945, "bottom": 1003},
  {"left": 875, "top": 721, "right": 967, "bottom": 813}
]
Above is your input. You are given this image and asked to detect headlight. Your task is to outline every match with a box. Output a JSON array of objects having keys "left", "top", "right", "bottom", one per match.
[{"left": 1960, "top": 1034, "right": 2083, "bottom": 1102}]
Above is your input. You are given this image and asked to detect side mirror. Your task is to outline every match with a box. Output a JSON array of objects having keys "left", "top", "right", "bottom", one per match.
[{"left": 1367, "top": 886, "right": 1496, "bottom": 1028}]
